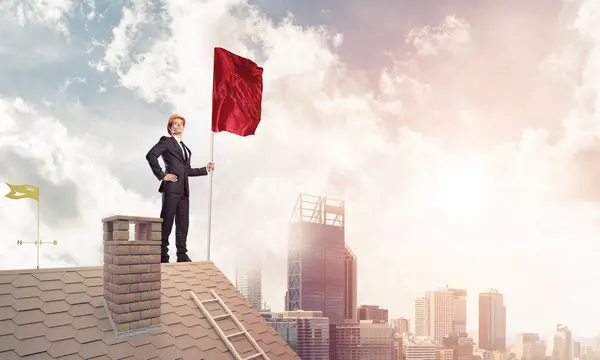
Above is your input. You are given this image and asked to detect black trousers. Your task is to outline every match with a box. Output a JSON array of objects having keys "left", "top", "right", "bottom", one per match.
[{"left": 160, "top": 192, "right": 189, "bottom": 260}]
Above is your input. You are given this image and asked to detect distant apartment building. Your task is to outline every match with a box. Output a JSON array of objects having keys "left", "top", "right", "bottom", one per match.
[
  {"left": 574, "top": 341, "right": 580, "bottom": 359},
  {"left": 442, "top": 333, "right": 474, "bottom": 360},
  {"left": 330, "top": 321, "right": 395, "bottom": 360},
  {"left": 516, "top": 333, "right": 539, "bottom": 360},
  {"left": 394, "top": 332, "right": 405, "bottom": 360},
  {"left": 414, "top": 287, "right": 467, "bottom": 341},
  {"left": 479, "top": 289, "right": 506, "bottom": 351},
  {"left": 357, "top": 305, "right": 389, "bottom": 324},
  {"left": 392, "top": 317, "right": 410, "bottom": 334},
  {"left": 265, "top": 310, "right": 330, "bottom": 360},
  {"left": 582, "top": 344, "right": 596, "bottom": 360},
  {"left": 427, "top": 289, "right": 454, "bottom": 342},
  {"left": 407, "top": 339, "right": 437, "bottom": 360},
  {"left": 330, "top": 324, "right": 360, "bottom": 360},
  {"left": 235, "top": 258, "right": 263, "bottom": 310},
  {"left": 553, "top": 325, "right": 573, "bottom": 360},
  {"left": 492, "top": 350, "right": 510, "bottom": 360},
  {"left": 437, "top": 347, "right": 454, "bottom": 360},
  {"left": 415, "top": 297, "right": 429, "bottom": 337},
  {"left": 474, "top": 349, "right": 492, "bottom": 360},
  {"left": 516, "top": 333, "right": 547, "bottom": 360}
]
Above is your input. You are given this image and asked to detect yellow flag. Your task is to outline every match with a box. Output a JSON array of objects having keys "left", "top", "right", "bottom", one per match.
[{"left": 5, "top": 183, "right": 39, "bottom": 201}]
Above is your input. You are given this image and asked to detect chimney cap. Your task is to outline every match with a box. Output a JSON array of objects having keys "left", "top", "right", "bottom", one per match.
[{"left": 102, "top": 215, "right": 163, "bottom": 223}]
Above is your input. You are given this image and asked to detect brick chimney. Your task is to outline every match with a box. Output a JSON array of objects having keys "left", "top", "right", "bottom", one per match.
[{"left": 102, "top": 215, "right": 163, "bottom": 334}]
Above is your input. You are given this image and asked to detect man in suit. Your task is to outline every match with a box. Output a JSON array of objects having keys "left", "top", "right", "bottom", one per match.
[{"left": 146, "top": 114, "right": 215, "bottom": 263}]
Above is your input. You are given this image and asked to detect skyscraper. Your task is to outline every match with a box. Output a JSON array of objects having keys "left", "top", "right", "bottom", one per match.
[
  {"left": 286, "top": 193, "right": 346, "bottom": 325},
  {"left": 448, "top": 288, "right": 467, "bottom": 335},
  {"left": 478, "top": 289, "right": 506, "bottom": 351},
  {"left": 415, "top": 287, "right": 466, "bottom": 341},
  {"left": 344, "top": 245, "right": 358, "bottom": 323},
  {"left": 427, "top": 289, "right": 454, "bottom": 342},
  {"left": 415, "top": 297, "right": 429, "bottom": 337}
]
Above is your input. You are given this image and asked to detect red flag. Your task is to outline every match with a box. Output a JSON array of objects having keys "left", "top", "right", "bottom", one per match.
[{"left": 212, "top": 47, "right": 264, "bottom": 137}]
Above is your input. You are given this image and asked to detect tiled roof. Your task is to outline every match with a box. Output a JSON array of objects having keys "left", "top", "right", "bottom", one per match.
[{"left": 0, "top": 261, "right": 299, "bottom": 359}]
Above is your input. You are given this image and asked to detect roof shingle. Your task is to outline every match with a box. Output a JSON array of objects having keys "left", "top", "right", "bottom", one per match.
[{"left": 0, "top": 262, "right": 299, "bottom": 359}]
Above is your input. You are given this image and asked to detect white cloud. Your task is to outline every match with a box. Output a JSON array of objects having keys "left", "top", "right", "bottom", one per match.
[
  {"left": 379, "top": 70, "right": 431, "bottom": 104},
  {"left": 92, "top": 0, "right": 152, "bottom": 74},
  {"left": 59, "top": 76, "right": 87, "bottom": 93},
  {"left": 2, "top": 0, "right": 600, "bottom": 336},
  {"left": 0, "top": 0, "right": 75, "bottom": 35},
  {"left": 406, "top": 15, "right": 471, "bottom": 57},
  {"left": 539, "top": 43, "right": 582, "bottom": 82},
  {"left": 555, "top": 0, "right": 600, "bottom": 146}
]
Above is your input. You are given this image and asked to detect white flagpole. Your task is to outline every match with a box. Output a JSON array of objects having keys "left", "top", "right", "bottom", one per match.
[
  {"left": 36, "top": 189, "right": 40, "bottom": 269},
  {"left": 207, "top": 131, "right": 215, "bottom": 261}
]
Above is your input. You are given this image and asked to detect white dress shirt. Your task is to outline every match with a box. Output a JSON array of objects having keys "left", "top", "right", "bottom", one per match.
[{"left": 172, "top": 136, "right": 187, "bottom": 159}]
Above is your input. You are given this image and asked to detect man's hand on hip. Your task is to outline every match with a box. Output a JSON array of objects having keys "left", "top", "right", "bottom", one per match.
[{"left": 164, "top": 174, "right": 178, "bottom": 182}]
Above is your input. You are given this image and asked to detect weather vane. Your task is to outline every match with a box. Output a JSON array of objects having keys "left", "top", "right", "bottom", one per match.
[{"left": 5, "top": 183, "right": 57, "bottom": 269}]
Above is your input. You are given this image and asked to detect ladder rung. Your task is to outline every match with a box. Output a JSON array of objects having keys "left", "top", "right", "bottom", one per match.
[
  {"left": 201, "top": 298, "right": 218, "bottom": 304},
  {"left": 227, "top": 331, "right": 244, "bottom": 338},
  {"left": 243, "top": 354, "right": 263, "bottom": 360},
  {"left": 191, "top": 290, "right": 269, "bottom": 360}
]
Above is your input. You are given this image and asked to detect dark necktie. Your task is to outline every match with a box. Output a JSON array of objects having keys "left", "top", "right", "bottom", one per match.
[{"left": 180, "top": 141, "right": 188, "bottom": 161}]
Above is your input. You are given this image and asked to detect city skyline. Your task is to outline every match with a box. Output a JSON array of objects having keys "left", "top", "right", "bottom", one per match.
[
  {"left": 257, "top": 195, "right": 597, "bottom": 359},
  {"left": 267, "top": 192, "right": 596, "bottom": 355},
  {"left": 249, "top": 250, "right": 592, "bottom": 344}
]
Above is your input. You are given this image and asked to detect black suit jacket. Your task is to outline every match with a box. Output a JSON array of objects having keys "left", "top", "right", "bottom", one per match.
[{"left": 146, "top": 136, "right": 208, "bottom": 195}]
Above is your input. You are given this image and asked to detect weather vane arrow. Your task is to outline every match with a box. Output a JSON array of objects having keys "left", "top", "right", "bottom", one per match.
[
  {"left": 17, "top": 239, "right": 59, "bottom": 269},
  {"left": 5, "top": 182, "right": 57, "bottom": 269},
  {"left": 17, "top": 240, "right": 58, "bottom": 246}
]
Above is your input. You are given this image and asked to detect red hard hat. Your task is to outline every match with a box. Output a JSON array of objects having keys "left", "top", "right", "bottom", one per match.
[{"left": 167, "top": 114, "right": 186, "bottom": 135}]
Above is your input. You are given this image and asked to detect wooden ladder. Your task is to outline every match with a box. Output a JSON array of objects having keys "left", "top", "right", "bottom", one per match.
[{"left": 190, "top": 290, "right": 270, "bottom": 360}]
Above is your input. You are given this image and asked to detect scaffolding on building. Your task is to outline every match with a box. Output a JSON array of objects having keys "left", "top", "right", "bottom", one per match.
[{"left": 289, "top": 193, "right": 345, "bottom": 227}]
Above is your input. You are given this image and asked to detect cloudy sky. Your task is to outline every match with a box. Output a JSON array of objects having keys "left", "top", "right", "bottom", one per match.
[{"left": 1, "top": 0, "right": 600, "bottom": 338}]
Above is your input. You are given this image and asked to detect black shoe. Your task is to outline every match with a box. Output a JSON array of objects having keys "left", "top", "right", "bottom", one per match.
[
  {"left": 161, "top": 257, "right": 169, "bottom": 263},
  {"left": 177, "top": 255, "right": 192, "bottom": 262}
]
